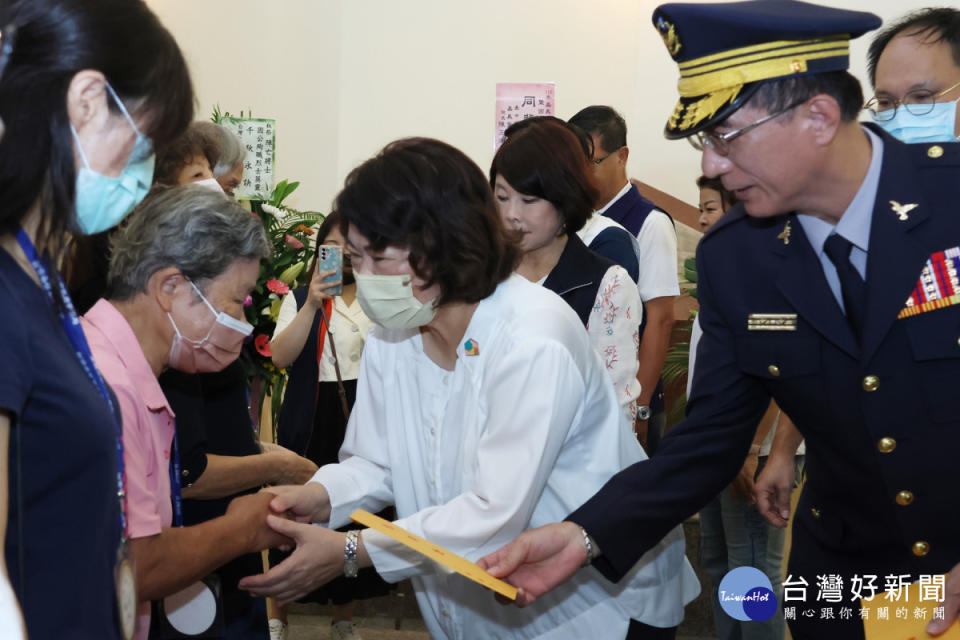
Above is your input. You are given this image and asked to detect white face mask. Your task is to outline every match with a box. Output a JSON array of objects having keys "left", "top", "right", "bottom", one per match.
[
  {"left": 193, "top": 177, "right": 225, "bottom": 194},
  {"left": 354, "top": 272, "right": 437, "bottom": 330},
  {"left": 873, "top": 100, "right": 960, "bottom": 144}
]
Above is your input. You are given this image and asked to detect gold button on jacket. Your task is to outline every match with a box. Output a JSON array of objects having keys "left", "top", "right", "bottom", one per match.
[{"left": 877, "top": 437, "right": 896, "bottom": 453}]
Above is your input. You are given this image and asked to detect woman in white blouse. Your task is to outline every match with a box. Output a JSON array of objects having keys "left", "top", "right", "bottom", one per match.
[
  {"left": 239, "top": 138, "right": 698, "bottom": 639},
  {"left": 269, "top": 210, "right": 394, "bottom": 638},
  {"left": 491, "top": 117, "right": 642, "bottom": 428}
]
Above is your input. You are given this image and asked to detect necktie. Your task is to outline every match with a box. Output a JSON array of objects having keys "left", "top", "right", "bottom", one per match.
[{"left": 823, "top": 233, "right": 866, "bottom": 339}]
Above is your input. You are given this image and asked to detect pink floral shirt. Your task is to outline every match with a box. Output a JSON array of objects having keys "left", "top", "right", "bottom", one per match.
[{"left": 586, "top": 266, "right": 642, "bottom": 424}]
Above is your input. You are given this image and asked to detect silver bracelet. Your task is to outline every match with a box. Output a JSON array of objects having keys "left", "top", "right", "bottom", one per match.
[
  {"left": 343, "top": 530, "right": 360, "bottom": 578},
  {"left": 580, "top": 526, "right": 595, "bottom": 568}
]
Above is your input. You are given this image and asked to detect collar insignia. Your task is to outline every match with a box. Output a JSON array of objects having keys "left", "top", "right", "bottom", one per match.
[{"left": 776, "top": 220, "right": 792, "bottom": 245}]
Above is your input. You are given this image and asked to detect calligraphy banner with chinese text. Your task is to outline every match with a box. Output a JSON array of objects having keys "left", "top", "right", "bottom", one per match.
[
  {"left": 494, "top": 82, "right": 555, "bottom": 151},
  {"left": 225, "top": 118, "right": 276, "bottom": 199}
]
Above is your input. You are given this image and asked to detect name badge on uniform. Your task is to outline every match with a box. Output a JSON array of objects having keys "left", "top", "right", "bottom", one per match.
[{"left": 747, "top": 313, "right": 797, "bottom": 331}]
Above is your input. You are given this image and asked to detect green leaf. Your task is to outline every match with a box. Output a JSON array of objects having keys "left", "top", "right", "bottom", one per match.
[{"left": 278, "top": 262, "right": 305, "bottom": 285}]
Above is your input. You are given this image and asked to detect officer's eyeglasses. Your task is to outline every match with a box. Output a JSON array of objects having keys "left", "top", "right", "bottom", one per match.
[
  {"left": 592, "top": 147, "right": 622, "bottom": 165},
  {"left": 687, "top": 100, "right": 806, "bottom": 156},
  {"left": 0, "top": 24, "right": 16, "bottom": 84},
  {"left": 864, "top": 79, "right": 960, "bottom": 121}
]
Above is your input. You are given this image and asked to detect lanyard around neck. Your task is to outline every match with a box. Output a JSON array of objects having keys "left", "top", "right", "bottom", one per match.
[
  {"left": 15, "top": 228, "right": 129, "bottom": 538},
  {"left": 169, "top": 431, "right": 183, "bottom": 527}
]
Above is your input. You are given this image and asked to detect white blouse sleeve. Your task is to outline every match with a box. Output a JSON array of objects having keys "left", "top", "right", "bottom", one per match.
[
  {"left": 0, "top": 578, "right": 25, "bottom": 639},
  {"left": 361, "top": 331, "right": 590, "bottom": 582},
  {"left": 309, "top": 332, "right": 395, "bottom": 521},
  {"left": 586, "top": 265, "right": 642, "bottom": 424},
  {"left": 272, "top": 292, "right": 300, "bottom": 339}
]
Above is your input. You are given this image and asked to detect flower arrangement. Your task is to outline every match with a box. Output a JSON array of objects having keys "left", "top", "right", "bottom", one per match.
[
  {"left": 242, "top": 179, "right": 324, "bottom": 436},
  {"left": 212, "top": 106, "right": 325, "bottom": 436}
]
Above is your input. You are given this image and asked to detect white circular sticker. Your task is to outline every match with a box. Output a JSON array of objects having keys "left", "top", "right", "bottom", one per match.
[
  {"left": 163, "top": 581, "right": 217, "bottom": 635},
  {"left": 116, "top": 559, "right": 136, "bottom": 640}
]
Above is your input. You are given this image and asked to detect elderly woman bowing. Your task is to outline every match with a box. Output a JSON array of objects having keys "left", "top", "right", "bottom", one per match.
[{"left": 81, "top": 185, "right": 289, "bottom": 639}]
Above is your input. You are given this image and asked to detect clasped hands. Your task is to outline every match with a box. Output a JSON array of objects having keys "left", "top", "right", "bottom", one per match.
[{"left": 238, "top": 483, "right": 355, "bottom": 606}]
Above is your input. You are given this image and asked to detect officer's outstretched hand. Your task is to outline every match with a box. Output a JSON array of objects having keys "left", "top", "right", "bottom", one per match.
[
  {"left": 927, "top": 562, "right": 960, "bottom": 636},
  {"left": 754, "top": 453, "right": 795, "bottom": 528},
  {"left": 477, "top": 521, "right": 586, "bottom": 607}
]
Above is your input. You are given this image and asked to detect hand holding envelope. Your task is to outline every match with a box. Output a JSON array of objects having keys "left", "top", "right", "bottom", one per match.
[{"left": 860, "top": 568, "right": 960, "bottom": 639}]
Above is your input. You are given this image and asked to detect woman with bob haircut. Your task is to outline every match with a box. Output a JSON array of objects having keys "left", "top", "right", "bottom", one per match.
[
  {"left": 240, "top": 137, "right": 699, "bottom": 639},
  {"left": 0, "top": 0, "right": 192, "bottom": 637},
  {"left": 492, "top": 117, "right": 643, "bottom": 427}
]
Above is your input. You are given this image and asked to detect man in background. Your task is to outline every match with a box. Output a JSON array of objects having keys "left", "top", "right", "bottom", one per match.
[
  {"left": 568, "top": 106, "right": 679, "bottom": 452},
  {"left": 866, "top": 7, "right": 960, "bottom": 143}
]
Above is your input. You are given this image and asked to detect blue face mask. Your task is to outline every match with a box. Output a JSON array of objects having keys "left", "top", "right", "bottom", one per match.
[
  {"left": 873, "top": 100, "right": 960, "bottom": 144},
  {"left": 71, "top": 82, "right": 155, "bottom": 235}
]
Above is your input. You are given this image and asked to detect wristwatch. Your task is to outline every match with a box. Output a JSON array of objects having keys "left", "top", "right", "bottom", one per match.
[
  {"left": 636, "top": 405, "right": 652, "bottom": 420},
  {"left": 343, "top": 530, "right": 360, "bottom": 578}
]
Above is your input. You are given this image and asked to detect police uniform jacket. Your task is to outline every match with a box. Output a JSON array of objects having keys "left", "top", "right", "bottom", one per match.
[{"left": 570, "top": 128, "right": 960, "bottom": 586}]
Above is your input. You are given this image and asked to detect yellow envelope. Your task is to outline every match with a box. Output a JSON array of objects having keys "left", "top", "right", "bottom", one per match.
[
  {"left": 862, "top": 576, "right": 959, "bottom": 639},
  {"left": 350, "top": 509, "right": 518, "bottom": 600}
]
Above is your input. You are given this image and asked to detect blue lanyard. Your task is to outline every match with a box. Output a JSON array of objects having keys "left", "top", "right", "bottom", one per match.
[
  {"left": 169, "top": 431, "right": 183, "bottom": 527},
  {"left": 15, "top": 229, "right": 128, "bottom": 537}
]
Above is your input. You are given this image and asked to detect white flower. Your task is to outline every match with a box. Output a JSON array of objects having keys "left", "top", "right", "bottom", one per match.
[{"left": 261, "top": 203, "right": 285, "bottom": 218}]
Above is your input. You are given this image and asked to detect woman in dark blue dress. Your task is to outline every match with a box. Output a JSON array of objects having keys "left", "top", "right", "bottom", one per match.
[{"left": 0, "top": 1, "right": 192, "bottom": 636}]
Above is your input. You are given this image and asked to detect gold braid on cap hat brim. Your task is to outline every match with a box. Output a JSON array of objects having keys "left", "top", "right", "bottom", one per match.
[{"left": 669, "top": 35, "right": 850, "bottom": 131}]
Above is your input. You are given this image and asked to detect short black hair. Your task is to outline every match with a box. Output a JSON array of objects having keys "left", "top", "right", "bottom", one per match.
[
  {"left": 567, "top": 105, "right": 627, "bottom": 154},
  {"left": 336, "top": 138, "right": 518, "bottom": 307},
  {"left": 744, "top": 71, "right": 864, "bottom": 123},
  {"left": 696, "top": 175, "right": 737, "bottom": 210},
  {"left": 0, "top": 0, "right": 193, "bottom": 249},
  {"left": 490, "top": 118, "right": 598, "bottom": 235},
  {"left": 504, "top": 115, "right": 595, "bottom": 159},
  {"left": 868, "top": 8, "right": 960, "bottom": 87}
]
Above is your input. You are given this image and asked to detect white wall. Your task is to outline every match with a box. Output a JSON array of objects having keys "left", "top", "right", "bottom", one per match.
[
  {"left": 147, "top": 0, "right": 931, "bottom": 212},
  {"left": 146, "top": 0, "right": 341, "bottom": 211}
]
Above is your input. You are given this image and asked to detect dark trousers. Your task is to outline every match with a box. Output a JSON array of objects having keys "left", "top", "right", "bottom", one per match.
[{"left": 223, "top": 595, "right": 268, "bottom": 640}]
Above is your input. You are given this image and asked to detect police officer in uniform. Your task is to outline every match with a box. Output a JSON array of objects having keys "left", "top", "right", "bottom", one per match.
[{"left": 479, "top": 1, "right": 960, "bottom": 638}]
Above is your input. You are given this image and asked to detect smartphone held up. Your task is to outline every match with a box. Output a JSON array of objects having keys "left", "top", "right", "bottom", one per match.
[{"left": 317, "top": 244, "right": 343, "bottom": 296}]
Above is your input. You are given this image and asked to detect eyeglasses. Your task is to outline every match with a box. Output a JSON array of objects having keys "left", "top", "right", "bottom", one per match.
[
  {"left": 865, "top": 79, "right": 960, "bottom": 121},
  {"left": 592, "top": 147, "right": 621, "bottom": 165},
  {"left": 687, "top": 100, "right": 806, "bottom": 156},
  {"left": 0, "top": 24, "right": 16, "bottom": 84}
]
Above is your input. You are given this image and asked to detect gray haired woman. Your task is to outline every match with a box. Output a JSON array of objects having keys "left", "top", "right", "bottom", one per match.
[
  {"left": 81, "top": 185, "right": 287, "bottom": 639},
  {"left": 194, "top": 121, "right": 247, "bottom": 198}
]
